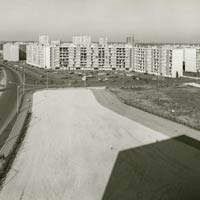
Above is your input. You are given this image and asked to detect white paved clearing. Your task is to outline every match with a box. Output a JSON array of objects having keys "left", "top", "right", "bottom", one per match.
[{"left": 0, "top": 88, "right": 168, "bottom": 200}]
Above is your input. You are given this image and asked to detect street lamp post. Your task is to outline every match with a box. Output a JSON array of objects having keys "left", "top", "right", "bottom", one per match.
[
  {"left": 9, "top": 82, "right": 20, "bottom": 114},
  {"left": 123, "top": 71, "right": 125, "bottom": 88},
  {"left": 22, "top": 65, "right": 25, "bottom": 95},
  {"left": 46, "top": 67, "right": 49, "bottom": 89}
]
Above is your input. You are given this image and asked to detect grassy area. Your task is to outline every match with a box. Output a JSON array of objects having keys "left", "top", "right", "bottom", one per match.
[
  {"left": 3, "top": 59, "right": 200, "bottom": 88},
  {"left": 109, "top": 84, "right": 200, "bottom": 130},
  {"left": 14, "top": 65, "right": 199, "bottom": 88},
  {"left": 184, "top": 71, "right": 200, "bottom": 77}
]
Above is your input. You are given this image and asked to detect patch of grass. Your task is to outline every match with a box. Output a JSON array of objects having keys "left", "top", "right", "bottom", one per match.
[{"left": 109, "top": 85, "right": 200, "bottom": 130}]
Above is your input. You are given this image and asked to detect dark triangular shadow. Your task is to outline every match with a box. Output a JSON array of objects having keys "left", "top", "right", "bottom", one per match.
[{"left": 102, "top": 135, "right": 200, "bottom": 200}]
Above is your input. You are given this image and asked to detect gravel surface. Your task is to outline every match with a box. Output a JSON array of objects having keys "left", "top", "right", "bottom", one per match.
[{"left": 0, "top": 88, "right": 167, "bottom": 200}]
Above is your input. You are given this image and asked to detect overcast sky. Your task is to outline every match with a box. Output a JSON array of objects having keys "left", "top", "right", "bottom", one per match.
[{"left": 0, "top": 0, "right": 200, "bottom": 43}]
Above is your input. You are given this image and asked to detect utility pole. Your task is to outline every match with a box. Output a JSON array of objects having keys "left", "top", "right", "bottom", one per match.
[
  {"left": 157, "top": 74, "right": 159, "bottom": 89},
  {"left": 22, "top": 65, "right": 25, "bottom": 95},
  {"left": 85, "top": 71, "right": 87, "bottom": 87},
  {"left": 157, "top": 66, "right": 160, "bottom": 90},
  {"left": 17, "top": 85, "right": 19, "bottom": 113},
  {"left": 122, "top": 71, "right": 125, "bottom": 87},
  {"left": 46, "top": 67, "right": 49, "bottom": 89}
]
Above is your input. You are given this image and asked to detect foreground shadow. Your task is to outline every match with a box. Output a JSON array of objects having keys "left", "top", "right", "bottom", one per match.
[{"left": 102, "top": 135, "right": 200, "bottom": 200}]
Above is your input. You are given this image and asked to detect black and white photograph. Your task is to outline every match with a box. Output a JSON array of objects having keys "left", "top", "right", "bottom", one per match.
[{"left": 0, "top": 0, "right": 200, "bottom": 199}]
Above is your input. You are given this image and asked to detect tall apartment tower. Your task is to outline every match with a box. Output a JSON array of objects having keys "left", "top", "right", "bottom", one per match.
[
  {"left": 126, "top": 36, "right": 135, "bottom": 47},
  {"left": 99, "top": 37, "right": 108, "bottom": 46},
  {"left": 72, "top": 36, "right": 91, "bottom": 46},
  {"left": 3, "top": 43, "right": 19, "bottom": 61},
  {"left": 39, "top": 35, "right": 50, "bottom": 45}
]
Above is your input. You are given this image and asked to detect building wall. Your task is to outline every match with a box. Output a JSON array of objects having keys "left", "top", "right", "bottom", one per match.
[
  {"left": 126, "top": 36, "right": 135, "bottom": 47},
  {"left": 99, "top": 37, "right": 108, "bottom": 46},
  {"left": 0, "top": 44, "right": 3, "bottom": 51},
  {"left": 58, "top": 44, "right": 132, "bottom": 71},
  {"left": 196, "top": 49, "right": 200, "bottom": 72},
  {"left": 133, "top": 47, "right": 183, "bottom": 78},
  {"left": 184, "top": 48, "right": 200, "bottom": 73},
  {"left": 3, "top": 43, "right": 19, "bottom": 61},
  {"left": 184, "top": 48, "right": 197, "bottom": 72},
  {"left": 45, "top": 46, "right": 51, "bottom": 69},
  {"left": 50, "top": 46, "right": 60, "bottom": 69},
  {"left": 171, "top": 49, "right": 183, "bottom": 78},
  {"left": 72, "top": 36, "right": 91, "bottom": 46},
  {"left": 27, "top": 43, "right": 46, "bottom": 68},
  {"left": 26, "top": 35, "right": 184, "bottom": 78},
  {"left": 19, "top": 44, "right": 26, "bottom": 60},
  {"left": 39, "top": 35, "right": 50, "bottom": 45}
]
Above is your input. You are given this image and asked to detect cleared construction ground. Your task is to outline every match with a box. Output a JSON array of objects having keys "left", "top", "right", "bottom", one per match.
[
  {"left": 0, "top": 88, "right": 169, "bottom": 200},
  {"left": 0, "top": 89, "right": 200, "bottom": 200}
]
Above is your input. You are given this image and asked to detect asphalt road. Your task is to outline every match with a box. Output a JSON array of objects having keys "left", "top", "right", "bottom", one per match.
[{"left": 0, "top": 64, "right": 22, "bottom": 135}]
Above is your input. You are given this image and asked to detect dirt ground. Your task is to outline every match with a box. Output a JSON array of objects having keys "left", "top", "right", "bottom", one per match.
[{"left": 0, "top": 88, "right": 167, "bottom": 200}]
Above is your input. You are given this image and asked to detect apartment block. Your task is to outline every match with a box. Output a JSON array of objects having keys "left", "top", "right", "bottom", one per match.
[
  {"left": 39, "top": 35, "right": 50, "bottom": 45},
  {"left": 3, "top": 43, "right": 27, "bottom": 61},
  {"left": 99, "top": 37, "right": 108, "bottom": 46},
  {"left": 26, "top": 35, "right": 184, "bottom": 78},
  {"left": 0, "top": 43, "right": 3, "bottom": 55},
  {"left": 58, "top": 43, "right": 132, "bottom": 70},
  {"left": 3, "top": 43, "right": 19, "bottom": 61},
  {"left": 184, "top": 48, "right": 200, "bottom": 73},
  {"left": 126, "top": 36, "right": 135, "bottom": 47},
  {"left": 133, "top": 47, "right": 183, "bottom": 78},
  {"left": 72, "top": 36, "right": 91, "bottom": 46},
  {"left": 26, "top": 43, "right": 51, "bottom": 69}
]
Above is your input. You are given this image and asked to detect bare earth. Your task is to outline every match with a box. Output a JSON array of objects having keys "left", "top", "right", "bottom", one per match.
[{"left": 0, "top": 88, "right": 168, "bottom": 200}]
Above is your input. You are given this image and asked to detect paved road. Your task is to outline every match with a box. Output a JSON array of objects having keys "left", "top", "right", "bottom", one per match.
[{"left": 0, "top": 64, "right": 22, "bottom": 135}]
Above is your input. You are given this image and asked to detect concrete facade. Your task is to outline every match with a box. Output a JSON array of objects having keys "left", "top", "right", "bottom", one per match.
[
  {"left": 3, "top": 43, "right": 27, "bottom": 61},
  {"left": 184, "top": 48, "right": 200, "bottom": 73},
  {"left": 26, "top": 35, "right": 184, "bottom": 78},
  {"left": 58, "top": 43, "right": 132, "bottom": 70},
  {"left": 133, "top": 47, "right": 183, "bottom": 78},
  {"left": 3, "top": 43, "right": 19, "bottom": 61},
  {"left": 72, "top": 36, "right": 91, "bottom": 46}
]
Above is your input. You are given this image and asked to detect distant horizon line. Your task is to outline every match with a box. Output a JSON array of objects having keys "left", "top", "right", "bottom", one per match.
[{"left": 1, "top": 40, "right": 200, "bottom": 45}]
